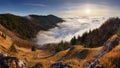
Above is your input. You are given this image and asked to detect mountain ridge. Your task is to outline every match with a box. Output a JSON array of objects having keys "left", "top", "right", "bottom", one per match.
[{"left": 0, "top": 13, "right": 64, "bottom": 40}]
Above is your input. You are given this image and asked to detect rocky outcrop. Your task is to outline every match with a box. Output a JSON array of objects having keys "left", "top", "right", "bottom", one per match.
[
  {"left": 84, "top": 36, "right": 120, "bottom": 68},
  {"left": 0, "top": 53, "right": 28, "bottom": 68},
  {"left": 50, "top": 62, "right": 70, "bottom": 68}
]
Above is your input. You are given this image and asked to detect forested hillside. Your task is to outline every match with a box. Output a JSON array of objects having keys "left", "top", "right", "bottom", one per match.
[
  {"left": 0, "top": 13, "right": 63, "bottom": 40},
  {"left": 70, "top": 17, "right": 120, "bottom": 47}
]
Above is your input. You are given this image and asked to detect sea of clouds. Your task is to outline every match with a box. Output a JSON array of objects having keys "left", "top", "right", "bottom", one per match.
[{"left": 36, "top": 16, "right": 109, "bottom": 45}]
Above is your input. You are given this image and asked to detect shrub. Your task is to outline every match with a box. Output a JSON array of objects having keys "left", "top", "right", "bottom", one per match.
[
  {"left": 55, "top": 41, "right": 69, "bottom": 52},
  {"left": 10, "top": 43, "right": 17, "bottom": 52},
  {"left": 32, "top": 63, "right": 43, "bottom": 68},
  {"left": 117, "top": 28, "right": 120, "bottom": 37},
  {"left": 31, "top": 46, "right": 36, "bottom": 52}
]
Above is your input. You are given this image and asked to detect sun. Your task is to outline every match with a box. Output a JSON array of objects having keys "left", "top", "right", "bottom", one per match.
[{"left": 84, "top": 8, "right": 92, "bottom": 14}]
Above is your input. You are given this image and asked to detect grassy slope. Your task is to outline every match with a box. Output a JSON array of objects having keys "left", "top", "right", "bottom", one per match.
[
  {"left": 99, "top": 35, "right": 120, "bottom": 68},
  {"left": 1, "top": 30, "right": 119, "bottom": 68},
  {"left": 0, "top": 32, "right": 51, "bottom": 67},
  {"left": 100, "top": 45, "right": 120, "bottom": 68},
  {"left": 38, "top": 35, "right": 120, "bottom": 68},
  {"left": 0, "top": 31, "right": 31, "bottom": 55},
  {"left": 0, "top": 33, "right": 103, "bottom": 68},
  {"left": 31, "top": 45, "right": 102, "bottom": 68},
  {"left": 0, "top": 24, "right": 37, "bottom": 48}
]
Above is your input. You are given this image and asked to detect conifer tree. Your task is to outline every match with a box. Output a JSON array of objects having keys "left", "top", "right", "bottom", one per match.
[{"left": 70, "top": 36, "right": 76, "bottom": 45}]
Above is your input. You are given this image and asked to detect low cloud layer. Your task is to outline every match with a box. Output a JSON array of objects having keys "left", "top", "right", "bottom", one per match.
[{"left": 36, "top": 16, "right": 109, "bottom": 45}]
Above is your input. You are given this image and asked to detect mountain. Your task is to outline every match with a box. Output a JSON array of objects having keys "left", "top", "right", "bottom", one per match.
[
  {"left": 0, "top": 14, "right": 120, "bottom": 68},
  {"left": 0, "top": 13, "right": 63, "bottom": 48},
  {"left": 28, "top": 14, "right": 64, "bottom": 30},
  {"left": 0, "top": 13, "right": 63, "bottom": 40},
  {"left": 38, "top": 17, "right": 120, "bottom": 68}
]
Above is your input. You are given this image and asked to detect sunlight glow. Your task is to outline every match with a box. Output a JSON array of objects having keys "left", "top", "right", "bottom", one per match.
[{"left": 84, "top": 8, "right": 92, "bottom": 14}]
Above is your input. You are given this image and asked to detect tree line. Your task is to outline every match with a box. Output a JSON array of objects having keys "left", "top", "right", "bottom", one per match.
[{"left": 70, "top": 17, "right": 120, "bottom": 48}]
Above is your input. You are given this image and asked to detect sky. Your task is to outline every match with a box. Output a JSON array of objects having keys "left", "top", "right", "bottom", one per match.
[{"left": 0, "top": 0, "right": 120, "bottom": 17}]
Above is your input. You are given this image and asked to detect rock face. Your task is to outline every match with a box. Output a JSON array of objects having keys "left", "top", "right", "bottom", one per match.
[
  {"left": 95, "top": 37, "right": 120, "bottom": 59},
  {"left": 0, "top": 53, "right": 28, "bottom": 68},
  {"left": 84, "top": 36, "right": 120, "bottom": 68},
  {"left": 50, "top": 62, "right": 69, "bottom": 68}
]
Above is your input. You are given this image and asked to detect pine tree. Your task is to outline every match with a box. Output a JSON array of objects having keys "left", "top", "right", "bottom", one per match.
[
  {"left": 59, "top": 40, "right": 64, "bottom": 45},
  {"left": 77, "top": 35, "right": 81, "bottom": 41},
  {"left": 70, "top": 36, "right": 76, "bottom": 45},
  {"left": 76, "top": 35, "right": 81, "bottom": 44}
]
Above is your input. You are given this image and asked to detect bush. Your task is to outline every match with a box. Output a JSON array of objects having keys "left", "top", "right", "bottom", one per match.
[
  {"left": 117, "top": 28, "right": 120, "bottom": 37},
  {"left": 31, "top": 46, "right": 36, "bottom": 52},
  {"left": 55, "top": 41, "right": 69, "bottom": 52},
  {"left": 55, "top": 46, "right": 63, "bottom": 52},
  {"left": 32, "top": 63, "right": 43, "bottom": 68},
  {"left": 10, "top": 43, "right": 17, "bottom": 52}
]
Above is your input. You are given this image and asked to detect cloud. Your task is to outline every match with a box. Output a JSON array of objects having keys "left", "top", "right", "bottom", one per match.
[
  {"left": 36, "top": 16, "right": 109, "bottom": 45},
  {"left": 23, "top": 3, "right": 47, "bottom": 7}
]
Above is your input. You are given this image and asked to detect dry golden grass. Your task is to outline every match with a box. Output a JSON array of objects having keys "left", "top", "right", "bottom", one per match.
[
  {"left": 0, "top": 34, "right": 103, "bottom": 68},
  {"left": 0, "top": 25, "right": 104, "bottom": 68},
  {"left": 0, "top": 33, "right": 105, "bottom": 68},
  {"left": 100, "top": 45, "right": 120, "bottom": 68},
  {"left": 50, "top": 45, "right": 102, "bottom": 68},
  {"left": 23, "top": 45, "right": 100, "bottom": 68},
  {"left": 97, "top": 35, "right": 120, "bottom": 68},
  {"left": 0, "top": 25, "right": 37, "bottom": 48}
]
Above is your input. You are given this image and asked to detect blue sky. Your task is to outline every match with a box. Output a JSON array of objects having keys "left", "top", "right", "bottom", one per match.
[{"left": 0, "top": 0, "right": 120, "bottom": 17}]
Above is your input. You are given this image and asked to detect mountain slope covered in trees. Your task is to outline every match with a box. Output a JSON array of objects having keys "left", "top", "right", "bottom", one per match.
[
  {"left": 70, "top": 17, "right": 120, "bottom": 47},
  {"left": 0, "top": 13, "right": 64, "bottom": 40}
]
